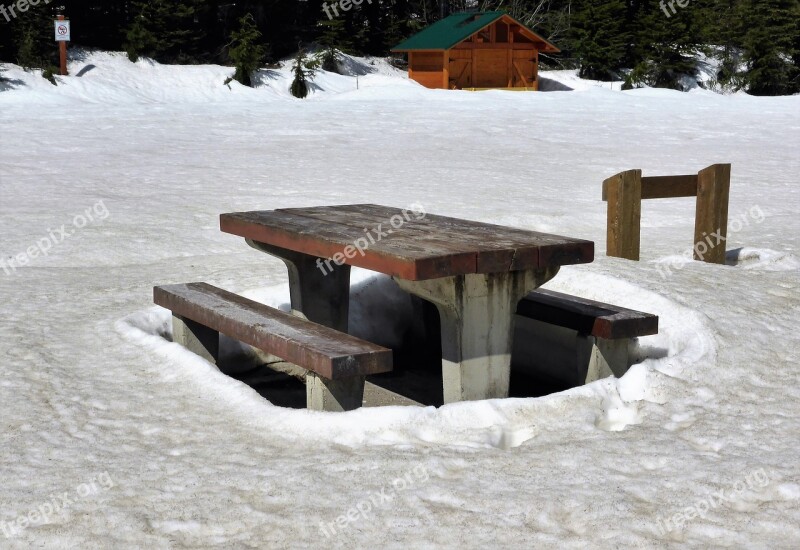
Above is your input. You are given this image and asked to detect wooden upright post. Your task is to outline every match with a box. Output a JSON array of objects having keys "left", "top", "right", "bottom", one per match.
[
  {"left": 57, "top": 15, "right": 68, "bottom": 76},
  {"left": 693, "top": 164, "right": 731, "bottom": 264},
  {"left": 604, "top": 169, "right": 642, "bottom": 261},
  {"left": 442, "top": 50, "right": 450, "bottom": 89}
]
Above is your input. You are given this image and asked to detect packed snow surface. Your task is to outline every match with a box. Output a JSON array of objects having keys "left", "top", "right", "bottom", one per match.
[{"left": 1, "top": 51, "right": 799, "bottom": 548}]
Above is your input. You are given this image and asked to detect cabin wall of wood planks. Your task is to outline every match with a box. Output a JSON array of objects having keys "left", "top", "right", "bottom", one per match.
[{"left": 407, "top": 19, "right": 544, "bottom": 90}]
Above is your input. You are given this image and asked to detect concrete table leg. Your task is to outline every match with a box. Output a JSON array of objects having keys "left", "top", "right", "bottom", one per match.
[
  {"left": 246, "top": 240, "right": 364, "bottom": 411},
  {"left": 580, "top": 336, "right": 630, "bottom": 383},
  {"left": 246, "top": 239, "right": 351, "bottom": 330},
  {"left": 396, "top": 268, "right": 559, "bottom": 403},
  {"left": 172, "top": 315, "right": 219, "bottom": 364}
]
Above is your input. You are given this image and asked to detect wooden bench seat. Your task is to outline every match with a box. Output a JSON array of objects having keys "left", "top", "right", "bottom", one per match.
[
  {"left": 514, "top": 289, "right": 658, "bottom": 385},
  {"left": 153, "top": 282, "right": 393, "bottom": 411}
]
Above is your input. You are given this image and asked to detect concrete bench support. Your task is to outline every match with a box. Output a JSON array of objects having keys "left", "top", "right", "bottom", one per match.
[
  {"left": 581, "top": 335, "right": 629, "bottom": 382},
  {"left": 155, "top": 283, "right": 392, "bottom": 412},
  {"left": 306, "top": 374, "right": 366, "bottom": 412},
  {"left": 172, "top": 315, "right": 219, "bottom": 364},
  {"left": 514, "top": 290, "right": 658, "bottom": 388}
]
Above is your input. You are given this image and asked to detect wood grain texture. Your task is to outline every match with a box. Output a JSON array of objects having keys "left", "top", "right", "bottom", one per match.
[
  {"left": 154, "top": 283, "right": 393, "bottom": 379},
  {"left": 220, "top": 204, "right": 593, "bottom": 281},
  {"left": 604, "top": 170, "right": 642, "bottom": 261},
  {"left": 604, "top": 175, "right": 699, "bottom": 201},
  {"left": 641, "top": 175, "right": 698, "bottom": 199},
  {"left": 517, "top": 288, "right": 659, "bottom": 340},
  {"left": 694, "top": 164, "right": 731, "bottom": 264}
]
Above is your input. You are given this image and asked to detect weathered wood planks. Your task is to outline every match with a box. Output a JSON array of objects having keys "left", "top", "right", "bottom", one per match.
[
  {"left": 220, "top": 204, "right": 594, "bottom": 281},
  {"left": 517, "top": 288, "right": 659, "bottom": 340},
  {"left": 604, "top": 170, "right": 642, "bottom": 261},
  {"left": 154, "top": 282, "right": 393, "bottom": 379}
]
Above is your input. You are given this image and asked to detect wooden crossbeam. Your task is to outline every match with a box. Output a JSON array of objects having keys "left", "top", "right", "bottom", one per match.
[
  {"left": 512, "top": 61, "right": 529, "bottom": 87},
  {"left": 603, "top": 175, "right": 698, "bottom": 201}
]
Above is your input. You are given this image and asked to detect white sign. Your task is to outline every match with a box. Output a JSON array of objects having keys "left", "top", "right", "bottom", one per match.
[{"left": 54, "top": 20, "right": 71, "bottom": 42}]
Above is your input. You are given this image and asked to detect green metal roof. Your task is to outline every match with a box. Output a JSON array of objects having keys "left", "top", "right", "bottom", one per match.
[
  {"left": 392, "top": 12, "right": 507, "bottom": 52},
  {"left": 391, "top": 11, "right": 559, "bottom": 52}
]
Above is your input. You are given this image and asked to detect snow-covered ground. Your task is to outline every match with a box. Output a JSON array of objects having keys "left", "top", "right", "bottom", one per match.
[{"left": 1, "top": 51, "right": 799, "bottom": 548}]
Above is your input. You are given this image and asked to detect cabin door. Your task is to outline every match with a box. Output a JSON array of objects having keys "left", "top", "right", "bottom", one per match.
[
  {"left": 473, "top": 50, "right": 508, "bottom": 88},
  {"left": 448, "top": 50, "right": 472, "bottom": 89},
  {"left": 511, "top": 50, "right": 538, "bottom": 88}
]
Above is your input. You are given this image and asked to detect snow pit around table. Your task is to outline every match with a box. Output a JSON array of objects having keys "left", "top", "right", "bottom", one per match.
[{"left": 115, "top": 268, "right": 717, "bottom": 450}]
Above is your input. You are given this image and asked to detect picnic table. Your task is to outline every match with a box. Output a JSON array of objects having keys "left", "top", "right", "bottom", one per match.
[{"left": 220, "top": 204, "right": 594, "bottom": 404}]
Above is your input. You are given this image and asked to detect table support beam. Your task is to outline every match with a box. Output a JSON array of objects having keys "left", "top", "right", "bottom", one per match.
[
  {"left": 246, "top": 240, "right": 351, "bottom": 332},
  {"left": 396, "top": 267, "right": 559, "bottom": 403}
]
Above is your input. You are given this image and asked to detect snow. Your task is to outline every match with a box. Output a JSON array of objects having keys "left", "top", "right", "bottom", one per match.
[{"left": 1, "top": 50, "right": 799, "bottom": 547}]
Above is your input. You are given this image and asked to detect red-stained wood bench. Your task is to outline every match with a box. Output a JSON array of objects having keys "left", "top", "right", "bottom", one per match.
[
  {"left": 153, "top": 282, "right": 393, "bottom": 411},
  {"left": 515, "top": 289, "right": 658, "bottom": 384}
]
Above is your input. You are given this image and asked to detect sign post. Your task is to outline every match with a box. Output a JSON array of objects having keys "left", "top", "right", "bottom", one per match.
[{"left": 54, "top": 15, "right": 70, "bottom": 76}]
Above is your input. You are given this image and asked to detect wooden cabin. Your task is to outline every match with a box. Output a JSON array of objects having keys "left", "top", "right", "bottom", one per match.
[{"left": 392, "top": 12, "right": 559, "bottom": 90}]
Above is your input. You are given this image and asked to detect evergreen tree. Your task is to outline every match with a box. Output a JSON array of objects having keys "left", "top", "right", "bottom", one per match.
[
  {"left": 623, "top": 0, "right": 699, "bottom": 90},
  {"left": 125, "top": 6, "right": 160, "bottom": 62},
  {"left": 318, "top": 17, "right": 353, "bottom": 54},
  {"left": 705, "top": 0, "right": 747, "bottom": 91},
  {"left": 125, "top": 0, "right": 209, "bottom": 63},
  {"left": 10, "top": 2, "right": 57, "bottom": 70},
  {"left": 741, "top": 0, "right": 799, "bottom": 95},
  {"left": 571, "top": 0, "right": 629, "bottom": 80},
  {"left": 317, "top": 17, "right": 352, "bottom": 73},
  {"left": 290, "top": 49, "right": 317, "bottom": 98},
  {"left": 227, "top": 13, "right": 265, "bottom": 87}
]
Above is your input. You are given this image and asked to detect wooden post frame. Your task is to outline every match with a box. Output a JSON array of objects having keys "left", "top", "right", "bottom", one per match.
[
  {"left": 694, "top": 164, "right": 731, "bottom": 263},
  {"left": 604, "top": 169, "right": 642, "bottom": 261},
  {"left": 602, "top": 164, "right": 731, "bottom": 264}
]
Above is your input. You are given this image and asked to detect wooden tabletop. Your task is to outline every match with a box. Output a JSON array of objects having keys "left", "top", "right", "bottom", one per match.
[{"left": 220, "top": 204, "right": 594, "bottom": 281}]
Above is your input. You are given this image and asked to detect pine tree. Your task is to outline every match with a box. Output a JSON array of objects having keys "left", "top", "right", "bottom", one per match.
[
  {"left": 741, "top": 0, "right": 799, "bottom": 95},
  {"left": 125, "top": 0, "right": 209, "bottom": 64},
  {"left": 317, "top": 17, "right": 352, "bottom": 73},
  {"left": 624, "top": 0, "right": 699, "bottom": 90},
  {"left": 125, "top": 8, "right": 159, "bottom": 62},
  {"left": 290, "top": 49, "right": 317, "bottom": 99},
  {"left": 704, "top": 0, "right": 747, "bottom": 92},
  {"left": 10, "top": 2, "right": 56, "bottom": 70},
  {"left": 571, "top": 0, "right": 629, "bottom": 80},
  {"left": 227, "top": 13, "right": 265, "bottom": 87},
  {"left": 317, "top": 15, "right": 353, "bottom": 54}
]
